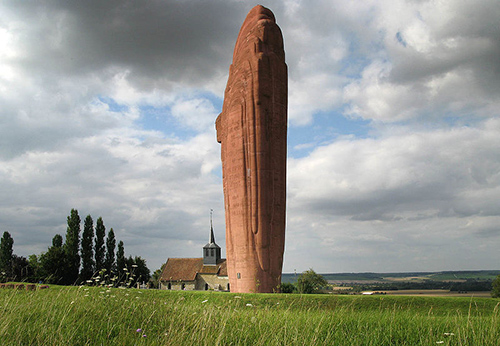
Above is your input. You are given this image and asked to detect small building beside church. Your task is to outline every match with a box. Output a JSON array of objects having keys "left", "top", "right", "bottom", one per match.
[{"left": 159, "top": 225, "right": 229, "bottom": 291}]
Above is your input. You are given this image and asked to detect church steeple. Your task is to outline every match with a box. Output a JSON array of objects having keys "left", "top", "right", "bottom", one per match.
[
  {"left": 209, "top": 215, "right": 216, "bottom": 244},
  {"left": 203, "top": 210, "right": 221, "bottom": 265}
]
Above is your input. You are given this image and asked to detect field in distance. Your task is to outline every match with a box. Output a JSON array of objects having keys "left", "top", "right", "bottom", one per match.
[
  {"left": 282, "top": 270, "right": 500, "bottom": 283},
  {"left": 282, "top": 270, "right": 499, "bottom": 296}
]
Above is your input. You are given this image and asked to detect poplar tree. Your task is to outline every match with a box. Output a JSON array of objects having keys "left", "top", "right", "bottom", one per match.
[
  {"left": 80, "top": 215, "right": 95, "bottom": 281},
  {"left": 53, "top": 234, "right": 63, "bottom": 247},
  {"left": 116, "top": 240, "right": 125, "bottom": 283},
  {"left": 94, "top": 217, "right": 106, "bottom": 272},
  {"left": 0, "top": 231, "right": 14, "bottom": 279},
  {"left": 63, "top": 209, "right": 81, "bottom": 284},
  {"left": 105, "top": 228, "right": 116, "bottom": 275}
]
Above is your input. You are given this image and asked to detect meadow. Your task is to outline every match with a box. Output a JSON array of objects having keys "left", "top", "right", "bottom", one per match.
[{"left": 0, "top": 285, "right": 499, "bottom": 345}]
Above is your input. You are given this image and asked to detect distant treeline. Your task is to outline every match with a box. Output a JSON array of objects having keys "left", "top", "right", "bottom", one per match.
[
  {"left": 283, "top": 270, "right": 500, "bottom": 283},
  {"left": 282, "top": 271, "right": 498, "bottom": 292},
  {"left": 356, "top": 280, "right": 493, "bottom": 292}
]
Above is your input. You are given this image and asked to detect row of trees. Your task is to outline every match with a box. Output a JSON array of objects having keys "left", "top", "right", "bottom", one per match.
[{"left": 0, "top": 209, "right": 150, "bottom": 287}]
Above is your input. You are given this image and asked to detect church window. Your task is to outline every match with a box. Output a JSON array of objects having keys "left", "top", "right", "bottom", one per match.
[
  {"left": 205, "top": 249, "right": 209, "bottom": 256},
  {"left": 211, "top": 249, "right": 214, "bottom": 256}
]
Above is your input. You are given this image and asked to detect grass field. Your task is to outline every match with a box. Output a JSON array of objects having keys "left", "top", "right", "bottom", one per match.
[{"left": 1, "top": 284, "right": 499, "bottom": 345}]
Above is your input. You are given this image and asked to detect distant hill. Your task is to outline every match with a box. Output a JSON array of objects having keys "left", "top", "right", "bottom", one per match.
[{"left": 282, "top": 270, "right": 500, "bottom": 284}]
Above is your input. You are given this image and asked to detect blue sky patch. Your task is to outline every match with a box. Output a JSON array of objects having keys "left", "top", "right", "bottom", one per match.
[
  {"left": 98, "top": 96, "right": 129, "bottom": 113},
  {"left": 288, "top": 109, "right": 371, "bottom": 158}
]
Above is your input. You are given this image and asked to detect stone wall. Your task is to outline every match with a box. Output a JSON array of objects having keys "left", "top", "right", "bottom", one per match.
[
  {"left": 196, "top": 274, "right": 229, "bottom": 291},
  {"left": 160, "top": 281, "right": 196, "bottom": 291},
  {"left": 160, "top": 275, "right": 229, "bottom": 291}
]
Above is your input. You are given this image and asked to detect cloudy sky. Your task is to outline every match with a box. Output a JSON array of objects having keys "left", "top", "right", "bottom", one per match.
[{"left": 1, "top": 0, "right": 500, "bottom": 274}]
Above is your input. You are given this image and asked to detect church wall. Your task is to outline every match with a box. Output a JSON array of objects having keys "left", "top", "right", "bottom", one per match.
[
  {"left": 160, "top": 281, "right": 196, "bottom": 291},
  {"left": 196, "top": 274, "right": 230, "bottom": 291}
]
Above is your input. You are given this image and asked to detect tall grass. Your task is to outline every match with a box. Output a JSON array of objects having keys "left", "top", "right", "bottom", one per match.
[{"left": 0, "top": 285, "right": 498, "bottom": 345}]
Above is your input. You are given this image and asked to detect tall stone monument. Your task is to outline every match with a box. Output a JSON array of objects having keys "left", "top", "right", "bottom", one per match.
[{"left": 216, "top": 5, "right": 287, "bottom": 293}]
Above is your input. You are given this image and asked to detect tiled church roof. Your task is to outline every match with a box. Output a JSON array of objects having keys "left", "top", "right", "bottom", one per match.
[{"left": 160, "top": 258, "right": 227, "bottom": 282}]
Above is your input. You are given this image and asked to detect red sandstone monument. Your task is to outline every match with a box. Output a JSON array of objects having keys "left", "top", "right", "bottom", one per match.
[{"left": 216, "top": 5, "right": 287, "bottom": 293}]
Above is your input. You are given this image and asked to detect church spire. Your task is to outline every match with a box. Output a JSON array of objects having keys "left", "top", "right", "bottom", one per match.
[
  {"left": 204, "top": 209, "right": 221, "bottom": 265},
  {"left": 209, "top": 209, "right": 215, "bottom": 244}
]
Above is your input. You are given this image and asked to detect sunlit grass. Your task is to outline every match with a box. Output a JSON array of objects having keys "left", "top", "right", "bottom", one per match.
[{"left": 0, "top": 285, "right": 498, "bottom": 345}]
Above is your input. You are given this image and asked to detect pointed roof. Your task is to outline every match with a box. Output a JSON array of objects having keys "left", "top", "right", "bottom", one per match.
[
  {"left": 204, "top": 223, "right": 220, "bottom": 249},
  {"left": 204, "top": 211, "right": 220, "bottom": 249}
]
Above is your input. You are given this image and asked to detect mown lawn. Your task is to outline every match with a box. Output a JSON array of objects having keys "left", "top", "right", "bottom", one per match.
[{"left": 0, "top": 285, "right": 499, "bottom": 345}]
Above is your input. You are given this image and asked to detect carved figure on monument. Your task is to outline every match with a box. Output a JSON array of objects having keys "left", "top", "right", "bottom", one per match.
[{"left": 216, "top": 5, "right": 287, "bottom": 293}]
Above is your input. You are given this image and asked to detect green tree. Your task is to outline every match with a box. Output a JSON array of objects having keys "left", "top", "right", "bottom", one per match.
[
  {"left": 80, "top": 215, "right": 95, "bottom": 281},
  {"left": 39, "top": 234, "right": 66, "bottom": 284},
  {"left": 116, "top": 240, "right": 125, "bottom": 284},
  {"left": 105, "top": 228, "right": 116, "bottom": 276},
  {"left": 150, "top": 263, "right": 165, "bottom": 289},
  {"left": 94, "top": 217, "right": 106, "bottom": 273},
  {"left": 28, "top": 254, "right": 42, "bottom": 283},
  {"left": 63, "top": 209, "right": 81, "bottom": 285},
  {"left": 11, "top": 255, "right": 30, "bottom": 281},
  {"left": 0, "top": 231, "right": 14, "bottom": 280},
  {"left": 279, "top": 282, "right": 296, "bottom": 293},
  {"left": 53, "top": 234, "right": 63, "bottom": 247},
  {"left": 492, "top": 275, "right": 500, "bottom": 298},
  {"left": 124, "top": 256, "right": 150, "bottom": 288},
  {"left": 297, "top": 268, "right": 328, "bottom": 294}
]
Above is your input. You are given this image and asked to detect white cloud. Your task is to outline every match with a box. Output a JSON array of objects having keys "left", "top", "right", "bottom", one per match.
[
  {"left": 341, "top": 0, "right": 500, "bottom": 123},
  {"left": 285, "top": 117, "right": 500, "bottom": 271},
  {"left": 170, "top": 97, "right": 219, "bottom": 132}
]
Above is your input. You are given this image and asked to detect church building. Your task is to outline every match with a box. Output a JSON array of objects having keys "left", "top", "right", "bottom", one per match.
[{"left": 159, "top": 223, "right": 229, "bottom": 291}]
